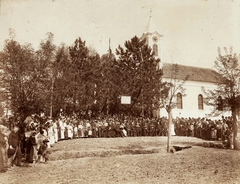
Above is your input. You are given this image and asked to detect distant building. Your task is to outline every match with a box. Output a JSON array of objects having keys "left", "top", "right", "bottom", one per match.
[
  {"left": 141, "top": 16, "right": 229, "bottom": 119},
  {"left": 160, "top": 63, "right": 225, "bottom": 118}
]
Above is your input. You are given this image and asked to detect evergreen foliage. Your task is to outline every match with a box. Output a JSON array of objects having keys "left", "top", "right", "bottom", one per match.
[
  {"left": 115, "top": 36, "right": 163, "bottom": 117},
  {"left": 0, "top": 34, "right": 167, "bottom": 119}
]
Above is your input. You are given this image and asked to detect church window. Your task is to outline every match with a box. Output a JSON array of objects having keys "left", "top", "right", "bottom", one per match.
[
  {"left": 198, "top": 94, "right": 203, "bottom": 110},
  {"left": 176, "top": 93, "right": 182, "bottom": 109},
  {"left": 153, "top": 44, "right": 158, "bottom": 56}
]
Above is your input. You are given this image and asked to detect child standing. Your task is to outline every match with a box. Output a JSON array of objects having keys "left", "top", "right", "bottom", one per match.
[{"left": 37, "top": 139, "right": 49, "bottom": 163}]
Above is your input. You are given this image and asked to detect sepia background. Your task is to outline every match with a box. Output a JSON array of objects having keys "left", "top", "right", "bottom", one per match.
[{"left": 0, "top": 0, "right": 239, "bottom": 69}]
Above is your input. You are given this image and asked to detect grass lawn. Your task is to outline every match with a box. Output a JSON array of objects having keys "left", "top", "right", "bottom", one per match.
[{"left": 1, "top": 136, "right": 240, "bottom": 184}]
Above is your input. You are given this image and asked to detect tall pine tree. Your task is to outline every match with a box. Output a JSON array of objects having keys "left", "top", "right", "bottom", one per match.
[{"left": 115, "top": 36, "right": 163, "bottom": 117}]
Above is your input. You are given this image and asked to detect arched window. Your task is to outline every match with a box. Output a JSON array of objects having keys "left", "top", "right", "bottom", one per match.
[
  {"left": 153, "top": 44, "right": 158, "bottom": 56},
  {"left": 176, "top": 93, "right": 182, "bottom": 109},
  {"left": 198, "top": 94, "right": 203, "bottom": 110}
]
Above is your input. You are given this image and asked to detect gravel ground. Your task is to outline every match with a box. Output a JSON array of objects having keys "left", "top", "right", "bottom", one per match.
[{"left": 1, "top": 136, "right": 240, "bottom": 184}]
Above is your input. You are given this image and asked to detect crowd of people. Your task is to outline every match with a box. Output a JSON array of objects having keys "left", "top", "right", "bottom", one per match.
[
  {"left": 0, "top": 113, "right": 234, "bottom": 173},
  {"left": 0, "top": 115, "right": 52, "bottom": 173},
  {"left": 46, "top": 115, "right": 233, "bottom": 142}
]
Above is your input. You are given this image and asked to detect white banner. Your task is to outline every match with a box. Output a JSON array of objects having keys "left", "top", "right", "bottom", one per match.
[{"left": 121, "top": 96, "right": 131, "bottom": 104}]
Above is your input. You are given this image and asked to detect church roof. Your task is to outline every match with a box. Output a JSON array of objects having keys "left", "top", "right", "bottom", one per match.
[{"left": 162, "top": 63, "right": 220, "bottom": 83}]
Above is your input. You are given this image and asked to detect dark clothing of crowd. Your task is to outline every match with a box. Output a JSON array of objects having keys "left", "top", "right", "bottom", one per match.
[
  {"left": 53, "top": 115, "right": 232, "bottom": 144},
  {"left": 0, "top": 114, "right": 234, "bottom": 173}
]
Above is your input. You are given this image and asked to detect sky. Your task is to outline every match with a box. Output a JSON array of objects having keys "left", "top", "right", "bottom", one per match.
[{"left": 0, "top": 0, "right": 239, "bottom": 69}]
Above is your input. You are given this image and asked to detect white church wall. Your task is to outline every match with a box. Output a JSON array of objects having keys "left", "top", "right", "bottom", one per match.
[
  {"left": 159, "top": 79, "right": 222, "bottom": 119},
  {"left": 141, "top": 16, "right": 229, "bottom": 120}
]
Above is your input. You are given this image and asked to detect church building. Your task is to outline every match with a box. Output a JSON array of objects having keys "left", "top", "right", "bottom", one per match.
[{"left": 141, "top": 16, "right": 226, "bottom": 119}]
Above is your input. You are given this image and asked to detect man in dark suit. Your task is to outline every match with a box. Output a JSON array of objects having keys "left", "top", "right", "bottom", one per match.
[{"left": 8, "top": 126, "right": 22, "bottom": 167}]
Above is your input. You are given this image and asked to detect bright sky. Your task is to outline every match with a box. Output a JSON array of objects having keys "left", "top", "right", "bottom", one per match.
[{"left": 0, "top": 0, "right": 239, "bottom": 69}]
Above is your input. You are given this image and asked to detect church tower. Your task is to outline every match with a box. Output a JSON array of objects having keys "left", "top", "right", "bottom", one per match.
[{"left": 141, "top": 16, "right": 164, "bottom": 67}]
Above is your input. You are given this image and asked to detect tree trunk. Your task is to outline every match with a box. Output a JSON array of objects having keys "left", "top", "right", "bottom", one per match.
[
  {"left": 167, "top": 108, "right": 172, "bottom": 153},
  {"left": 232, "top": 108, "right": 240, "bottom": 150}
]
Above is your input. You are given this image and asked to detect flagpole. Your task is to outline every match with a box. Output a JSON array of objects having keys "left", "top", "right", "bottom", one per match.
[{"left": 107, "top": 38, "right": 111, "bottom": 115}]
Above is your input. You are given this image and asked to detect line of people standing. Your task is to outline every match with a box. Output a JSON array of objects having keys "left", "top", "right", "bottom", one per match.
[
  {"left": 0, "top": 114, "right": 235, "bottom": 173},
  {"left": 54, "top": 116, "right": 168, "bottom": 139}
]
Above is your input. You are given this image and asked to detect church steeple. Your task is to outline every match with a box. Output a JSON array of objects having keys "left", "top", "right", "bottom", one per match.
[
  {"left": 141, "top": 16, "right": 164, "bottom": 67},
  {"left": 144, "top": 16, "right": 159, "bottom": 34}
]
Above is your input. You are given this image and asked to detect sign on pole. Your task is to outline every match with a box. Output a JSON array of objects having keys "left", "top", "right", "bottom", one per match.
[{"left": 121, "top": 96, "right": 131, "bottom": 104}]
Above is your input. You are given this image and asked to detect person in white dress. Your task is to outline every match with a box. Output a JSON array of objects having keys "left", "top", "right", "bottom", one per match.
[
  {"left": 59, "top": 117, "right": 65, "bottom": 140},
  {"left": 171, "top": 123, "right": 176, "bottom": 136},
  {"left": 78, "top": 121, "right": 84, "bottom": 138},
  {"left": 46, "top": 121, "right": 54, "bottom": 148},
  {"left": 73, "top": 124, "right": 78, "bottom": 139},
  {"left": 52, "top": 120, "right": 58, "bottom": 143},
  {"left": 85, "top": 120, "right": 92, "bottom": 138},
  {"left": 67, "top": 123, "right": 73, "bottom": 139}
]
